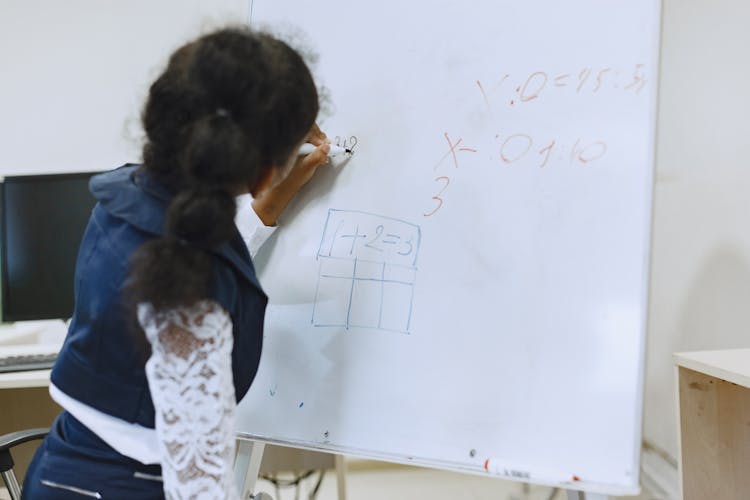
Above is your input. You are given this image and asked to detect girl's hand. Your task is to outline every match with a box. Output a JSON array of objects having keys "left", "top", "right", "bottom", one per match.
[
  {"left": 251, "top": 124, "right": 332, "bottom": 225},
  {"left": 286, "top": 122, "right": 331, "bottom": 186},
  {"left": 285, "top": 140, "right": 330, "bottom": 188}
]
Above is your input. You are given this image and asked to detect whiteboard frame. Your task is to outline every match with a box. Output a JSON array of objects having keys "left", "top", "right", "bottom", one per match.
[
  {"left": 236, "top": 431, "right": 636, "bottom": 496},
  {"left": 242, "top": 1, "right": 664, "bottom": 495}
]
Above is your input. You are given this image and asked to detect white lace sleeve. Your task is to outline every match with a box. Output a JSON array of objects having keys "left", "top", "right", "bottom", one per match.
[{"left": 138, "top": 301, "right": 240, "bottom": 500}]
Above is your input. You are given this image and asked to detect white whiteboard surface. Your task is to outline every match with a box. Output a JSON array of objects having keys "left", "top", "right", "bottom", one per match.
[
  {"left": 237, "top": 1, "right": 660, "bottom": 495},
  {"left": 0, "top": 0, "right": 247, "bottom": 176}
]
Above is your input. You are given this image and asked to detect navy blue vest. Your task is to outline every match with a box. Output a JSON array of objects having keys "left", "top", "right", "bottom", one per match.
[{"left": 51, "top": 165, "right": 268, "bottom": 427}]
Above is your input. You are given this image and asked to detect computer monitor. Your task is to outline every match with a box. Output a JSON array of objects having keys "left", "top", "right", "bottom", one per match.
[{"left": 1, "top": 172, "right": 98, "bottom": 322}]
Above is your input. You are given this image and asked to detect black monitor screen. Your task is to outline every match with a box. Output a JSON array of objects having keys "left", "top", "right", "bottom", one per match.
[{"left": 1, "top": 172, "right": 98, "bottom": 322}]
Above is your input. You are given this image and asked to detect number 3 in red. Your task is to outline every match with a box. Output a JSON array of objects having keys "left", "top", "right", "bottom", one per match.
[{"left": 424, "top": 176, "right": 450, "bottom": 217}]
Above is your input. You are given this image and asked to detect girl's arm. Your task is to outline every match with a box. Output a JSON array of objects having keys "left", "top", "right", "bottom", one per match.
[
  {"left": 139, "top": 301, "right": 240, "bottom": 500},
  {"left": 251, "top": 123, "right": 331, "bottom": 226}
]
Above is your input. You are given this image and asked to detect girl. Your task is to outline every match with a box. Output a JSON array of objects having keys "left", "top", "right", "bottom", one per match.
[{"left": 22, "top": 27, "right": 329, "bottom": 499}]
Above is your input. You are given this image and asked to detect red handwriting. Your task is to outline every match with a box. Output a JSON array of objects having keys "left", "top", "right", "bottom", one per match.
[
  {"left": 424, "top": 131, "right": 608, "bottom": 218},
  {"left": 593, "top": 68, "right": 611, "bottom": 92},
  {"left": 571, "top": 139, "right": 608, "bottom": 164},
  {"left": 435, "top": 133, "right": 477, "bottom": 170},
  {"left": 437, "top": 132, "right": 608, "bottom": 169},
  {"left": 445, "top": 133, "right": 461, "bottom": 168},
  {"left": 476, "top": 80, "right": 491, "bottom": 111},
  {"left": 426, "top": 132, "right": 478, "bottom": 217},
  {"left": 577, "top": 68, "right": 592, "bottom": 93},
  {"left": 475, "top": 64, "right": 648, "bottom": 109},
  {"left": 423, "top": 176, "right": 451, "bottom": 217},
  {"left": 538, "top": 140, "right": 555, "bottom": 168},
  {"left": 497, "top": 134, "right": 608, "bottom": 168},
  {"left": 623, "top": 64, "right": 647, "bottom": 93},
  {"left": 500, "top": 134, "right": 533, "bottom": 163},
  {"left": 554, "top": 74, "right": 570, "bottom": 87},
  {"left": 436, "top": 132, "right": 608, "bottom": 169},
  {"left": 520, "top": 72, "right": 547, "bottom": 102},
  {"left": 499, "top": 134, "right": 609, "bottom": 168}
]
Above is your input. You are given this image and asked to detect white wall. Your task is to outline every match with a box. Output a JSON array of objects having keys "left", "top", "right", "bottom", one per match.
[
  {"left": 646, "top": 0, "right": 750, "bottom": 460},
  {"left": 0, "top": 0, "right": 247, "bottom": 176}
]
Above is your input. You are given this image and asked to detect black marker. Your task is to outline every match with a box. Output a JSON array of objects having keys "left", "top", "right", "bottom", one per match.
[{"left": 298, "top": 143, "right": 352, "bottom": 157}]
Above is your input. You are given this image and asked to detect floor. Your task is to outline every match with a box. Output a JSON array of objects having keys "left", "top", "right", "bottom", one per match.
[
  {"left": 1, "top": 460, "right": 666, "bottom": 500},
  {"left": 254, "top": 460, "right": 663, "bottom": 500}
]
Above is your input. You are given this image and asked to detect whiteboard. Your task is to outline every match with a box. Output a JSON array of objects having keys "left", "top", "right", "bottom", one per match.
[
  {"left": 0, "top": 0, "right": 247, "bottom": 176},
  {"left": 237, "top": 1, "right": 660, "bottom": 495}
]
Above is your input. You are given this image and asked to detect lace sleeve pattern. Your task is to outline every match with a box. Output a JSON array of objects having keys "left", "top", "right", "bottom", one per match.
[{"left": 138, "top": 300, "right": 240, "bottom": 500}]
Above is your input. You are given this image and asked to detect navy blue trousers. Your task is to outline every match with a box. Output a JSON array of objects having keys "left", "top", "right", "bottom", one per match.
[{"left": 21, "top": 411, "right": 164, "bottom": 499}]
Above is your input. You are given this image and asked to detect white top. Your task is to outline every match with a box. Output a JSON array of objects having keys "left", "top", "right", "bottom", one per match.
[
  {"left": 49, "top": 383, "right": 163, "bottom": 462},
  {"left": 235, "top": 193, "right": 277, "bottom": 257},
  {"left": 674, "top": 349, "right": 750, "bottom": 389},
  {"left": 49, "top": 195, "right": 275, "bottom": 472}
]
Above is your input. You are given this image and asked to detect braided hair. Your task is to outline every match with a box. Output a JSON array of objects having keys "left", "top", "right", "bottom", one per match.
[{"left": 127, "top": 27, "right": 318, "bottom": 313}]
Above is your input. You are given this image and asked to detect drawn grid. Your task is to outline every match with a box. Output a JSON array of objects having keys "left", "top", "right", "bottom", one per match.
[{"left": 312, "top": 210, "right": 421, "bottom": 334}]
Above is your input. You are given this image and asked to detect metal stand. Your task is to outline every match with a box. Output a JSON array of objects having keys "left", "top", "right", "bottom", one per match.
[
  {"left": 334, "top": 454, "right": 347, "bottom": 500},
  {"left": 565, "top": 490, "right": 610, "bottom": 500},
  {"left": 234, "top": 439, "right": 266, "bottom": 499},
  {"left": 233, "top": 437, "right": 348, "bottom": 499}
]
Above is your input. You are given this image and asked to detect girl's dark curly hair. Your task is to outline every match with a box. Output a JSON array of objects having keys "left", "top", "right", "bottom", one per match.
[{"left": 127, "top": 27, "right": 318, "bottom": 313}]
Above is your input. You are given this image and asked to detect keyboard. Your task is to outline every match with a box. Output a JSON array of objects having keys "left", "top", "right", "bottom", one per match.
[{"left": 0, "top": 345, "right": 59, "bottom": 373}]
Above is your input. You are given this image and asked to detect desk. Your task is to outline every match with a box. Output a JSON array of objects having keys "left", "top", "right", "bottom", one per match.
[
  {"left": 0, "top": 322, "right": 67, "bottom": 480},
  {"left": 0, "top": 370, "right": 60, "bottom": 482},
  {"left": 674, "top": 349, "right": 750, "bottom": 500},
  {"left": 0, "top": 369, "right": 51, "bottom": 390}
]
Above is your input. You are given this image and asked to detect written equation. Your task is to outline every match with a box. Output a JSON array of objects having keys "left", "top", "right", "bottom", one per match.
[
  {"left": 476, "top": 64, "right": 647, "bottom": 110},
  {"left": 423, "top": 131, "right": 607, "bottom": 218},
  {"left": 313, "top": 210, "right": 421, "bottom": 334},
  {"left": 436, "top": 131, "right": 607, "bottom": 170},
  {"left": 422, "top": 63, "right": 649, "bottom": 218}
]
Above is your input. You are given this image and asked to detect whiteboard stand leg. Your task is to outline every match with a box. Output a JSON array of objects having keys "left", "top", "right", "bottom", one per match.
[
  {"left": 565, "top": 490, "right": 609, "bottom": 500},
  {"left": 334, "top": 454, "right": 347, "bottom": 500},
  {"left": 234, "top": 439, "right": 266, "bottom": 499}
]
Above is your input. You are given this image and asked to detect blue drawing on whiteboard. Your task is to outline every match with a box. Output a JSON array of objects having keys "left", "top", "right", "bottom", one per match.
[{"left": 312, "top": 209, "right": 421, "bottom": 334}]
